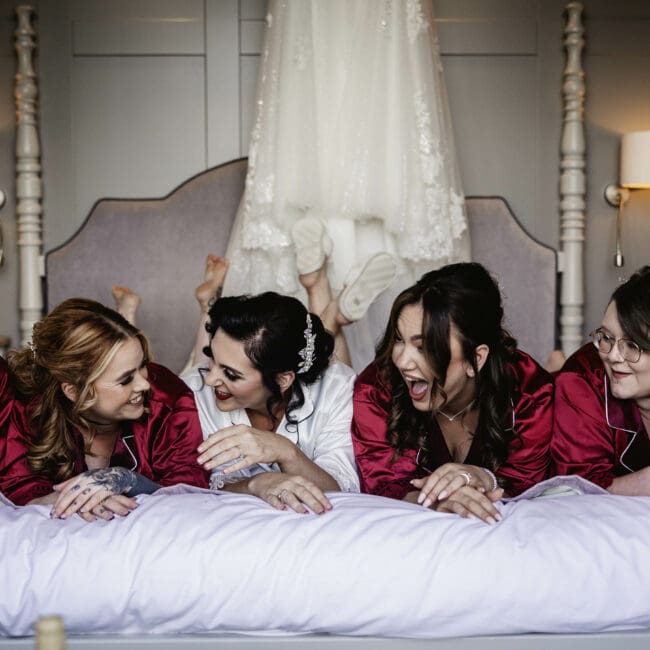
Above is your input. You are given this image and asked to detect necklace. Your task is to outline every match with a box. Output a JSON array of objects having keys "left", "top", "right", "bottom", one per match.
[{"left": 437, "top": 399, "right": 476, "bottom": 422}]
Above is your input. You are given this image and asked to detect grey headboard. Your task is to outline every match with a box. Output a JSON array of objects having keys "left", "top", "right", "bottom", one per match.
[
  {"left": 46, "top": 158, "right": 247, "bottom": 373},
  {"left": 46, "top": 160, "right": 556, "bottom": 372},
  {"left": 467, "top": 198, "right": 557, "bottom": 364}
]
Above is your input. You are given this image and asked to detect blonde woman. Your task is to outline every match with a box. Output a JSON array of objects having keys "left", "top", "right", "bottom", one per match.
[{"left": 0, "top": 298, "right": 208, "bottom": 521}]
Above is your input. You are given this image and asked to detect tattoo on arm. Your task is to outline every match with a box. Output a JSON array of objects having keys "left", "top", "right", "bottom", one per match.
[{"left": 84, "top": 467, "right": 160, "bottom": 497}]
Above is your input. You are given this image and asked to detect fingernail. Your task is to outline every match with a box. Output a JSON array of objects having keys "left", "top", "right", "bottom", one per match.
[
  {"left": 422, "top": 498, "right": 432, "bottom": 508},
  {"left": 197, "top": 456, "right": 204, "bottom": 463},
  {"left": 438, "top": 490, "right": 448, "bottom": 501},
  {"left": 486, "top": 516, "right": 496, "bottom": 525},
  {"left": 417, "top": 492, "right": 425, "bottom": 504},
  {"left": 495, "top": 513, "right": 502, "bottom": 521}
]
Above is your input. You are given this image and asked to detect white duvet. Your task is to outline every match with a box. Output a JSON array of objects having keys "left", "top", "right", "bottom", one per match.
[{"left": 2, "top": 477, "right": 650, "bottom": 638}]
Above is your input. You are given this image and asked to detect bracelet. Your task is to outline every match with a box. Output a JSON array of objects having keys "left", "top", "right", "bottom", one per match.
[{"left": 481, "top": 467, "right": 498, "bottom": 492}]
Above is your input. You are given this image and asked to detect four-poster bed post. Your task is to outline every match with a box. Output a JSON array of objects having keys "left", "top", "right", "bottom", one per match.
[
  {"left": 559, "top": 1, "right": 586, "bottom": 356},
  {"left": 14, "top": 4, "right": 43, "bottom": 347}
]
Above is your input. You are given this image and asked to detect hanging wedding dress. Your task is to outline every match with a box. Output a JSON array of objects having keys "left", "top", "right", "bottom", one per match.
[{"left": 223, "top": 0, "right": 470, "bottom": 370}]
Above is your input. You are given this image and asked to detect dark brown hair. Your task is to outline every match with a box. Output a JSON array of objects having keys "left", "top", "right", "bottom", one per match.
[{"left": 375, "top": 262, "right": 518, "bottom": 473}]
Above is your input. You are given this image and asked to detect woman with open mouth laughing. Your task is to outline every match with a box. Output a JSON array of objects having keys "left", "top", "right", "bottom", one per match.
[
  {"left": 352, "top": 263, "right": 554, "bottom": 523},
  {"left": 184, "top": 292, "right": 359, "bottom": 515},
  {"left": 553, "top": 266, "right": 650, "bottom": 494},
  {"left": 0, "top": 298, "right": 209, "bottom": 521}
]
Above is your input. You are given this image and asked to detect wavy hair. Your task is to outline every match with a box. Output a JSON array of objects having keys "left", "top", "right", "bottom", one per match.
[
  {"left": 375, "top": 262, "right": 518, "bottom": 475},
  {"left": 611, "top": 265, "right": 650, "bottom": 349},
  {"left": 7, "top": 298, "right": 150, "bottom": 482},
  {"left": 204, "top": 292, "right": 334, "bottom": 426}
]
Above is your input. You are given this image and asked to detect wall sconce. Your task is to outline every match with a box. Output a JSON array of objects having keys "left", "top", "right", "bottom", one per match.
[{"left": 605, "top": 130, "right": 650, "bottom": 267}]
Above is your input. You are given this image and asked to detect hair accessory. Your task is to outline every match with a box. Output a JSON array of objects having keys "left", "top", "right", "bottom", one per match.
[
  {"left": 27, "top": 340, "right": 36, "bottom": 359},
  {"left": 297, "top": 313, "right": 316, "bottom": 374}
]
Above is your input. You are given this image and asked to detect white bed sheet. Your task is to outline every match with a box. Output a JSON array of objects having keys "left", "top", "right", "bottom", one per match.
[{"left": 2, "top": 478, "right": 650, "bottom": 639}]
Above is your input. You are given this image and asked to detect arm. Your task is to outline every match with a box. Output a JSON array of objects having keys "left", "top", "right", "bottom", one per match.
[
  {"left": 197, "top": 424, "right": 339, "bottom": 493},
  {"left": 351, "top": 378, "right": 417, "bottom": 499},
  {"left": 143, "top": 364, "right": 210, "bottom": 489},
  {"left": 221, "top": 471, "right": 332, "bottom": 515},
  {"left": 0, "top": 364, "right": 57, "bottom": 505},
  {"left": 608, "top": 466, "right": 650, "bottom": 496},
  {"left": 498, "top": 375, "right": 554, "bottom": 496},
  {"left": 300, "top": 364, "right": 360, "bottom": 493},
  {"left": 551, "top": 371, "right": 618, "bottom": 489},
  {"left": 51, "top": 467, "right": 154, "bottom": 519}
]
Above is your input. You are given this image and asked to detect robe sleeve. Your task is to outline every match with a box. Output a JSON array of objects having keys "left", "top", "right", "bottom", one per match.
[
  {"left": 138, "top": 363, "right": 210, "bottom": 490},
  {"left": 499, "top": 373, "right": 554, "bottom": 496},
  {"left": 351, "top": 365, "right": 417, "bottom": 500},
  {"left": 0, "top": 358, "right": 55, "bottom": 505},
  {"left": 552, "top": 370, "right": 616, "bottom": 489}
]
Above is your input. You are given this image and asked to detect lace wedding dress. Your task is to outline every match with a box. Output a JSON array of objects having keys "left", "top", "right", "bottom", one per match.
[{"left": 223, "top": 0, "right": 469, "bottom": 369}]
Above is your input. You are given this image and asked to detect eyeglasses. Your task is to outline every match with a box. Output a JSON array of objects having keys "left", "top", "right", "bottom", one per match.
[{"left": 590, "top": 328, "right": 645, "bottom": 364}]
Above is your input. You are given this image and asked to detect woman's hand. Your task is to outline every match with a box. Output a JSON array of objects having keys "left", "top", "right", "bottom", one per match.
[
  {"left": 77, "top": 495, "right": 138, "bottom": 523},
  {"left": 247, "top": 471, "right": 332, "bottom": 515},
  {"left": 197, "top": 424, "right": 296, "bottom": 473},
  {"left": 429, "top": 485, "right": 504, "bottom": 524},
  {"left": 410, "top": 462, "right": 497, "bottom": 507},
  {"left": 51, "top": 468, "right": 141, "bottom": 520}
]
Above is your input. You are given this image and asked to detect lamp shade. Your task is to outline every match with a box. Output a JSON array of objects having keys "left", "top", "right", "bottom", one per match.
[{"left": 620, "top": 130, "right": 650, "bottom": 188}]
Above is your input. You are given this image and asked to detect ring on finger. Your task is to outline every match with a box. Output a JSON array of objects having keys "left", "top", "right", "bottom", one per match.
[
  {"left": 459, "top": 471, "right": 472, "bottom": 487},
  {"left": 235, "top": 445, "right": 245, "bottom": 462},
  {"left": 278, "top": 489, "right": 290, "bottom": 502}
]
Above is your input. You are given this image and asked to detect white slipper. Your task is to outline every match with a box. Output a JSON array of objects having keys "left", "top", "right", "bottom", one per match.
[
  {"left": 291, "top": 215, "right": 333, "bottom": 275},
  {"left": 339, "top": 252, "right": 398, "bottom": 322}
]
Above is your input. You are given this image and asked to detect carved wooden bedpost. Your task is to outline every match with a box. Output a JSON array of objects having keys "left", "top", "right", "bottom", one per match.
[
  {"left": 15, "top": 5, "right": 43, "bottom": 346},
  {"left": 559, "top": 2, "right": 585, "bottom": 357}
]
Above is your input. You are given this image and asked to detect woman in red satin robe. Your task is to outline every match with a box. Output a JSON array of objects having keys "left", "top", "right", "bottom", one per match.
[
  {"left": 352, "top": 263, "right": 554, "bottom": 523},
  {"left": 552, "top": 266, "right": 650, "bottom": 493},
  {"left": 0, "top": 298, "right": 208, "bottom": 521}
]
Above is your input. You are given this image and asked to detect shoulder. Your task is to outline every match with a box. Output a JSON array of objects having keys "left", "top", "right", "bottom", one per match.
[
  {"left": 557, "top": 344, "right": 605, "bottom": 383},
  {"left": 554, "top": 344, "right": 606, "bottom": 401},
  {"left": 180, "top": 363, "right": 205, "bottom": 393},
  {"left": 305, "top": 362, "right": 355, "bottom": 399},
  {"left": 354, "top": 361, "right": 392, "bottom": 408},
  {"left": 509, "top": 349, "right": 553, "bottom": 395},
  {"left": 146, "top": 362, "right": 195, "bottom": 406}
]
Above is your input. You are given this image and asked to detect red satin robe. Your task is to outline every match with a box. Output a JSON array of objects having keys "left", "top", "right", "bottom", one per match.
[
  {"left": 0, "top": 357, "right": 209, "bottom": 505},
  {"left": 352, "top": 350, "right": 554, "bottom": 499},
  {"left": 552, "top": 343, "right": 649, "bottom": 489}
]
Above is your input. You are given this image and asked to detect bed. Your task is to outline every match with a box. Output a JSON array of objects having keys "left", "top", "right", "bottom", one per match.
[{"left": 8, "top": 2, "right": 640, "bottom": 649}]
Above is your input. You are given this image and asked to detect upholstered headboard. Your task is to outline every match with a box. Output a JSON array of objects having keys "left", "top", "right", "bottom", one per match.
[
  {"left": 46, "top": 159, "right": 247, "bottom": 373},
  {"left": 46, "top": 159, "right": 557, "bottom": 372},
  {"left": 466, "top": 198, "right": 557, "bottom": 364}
]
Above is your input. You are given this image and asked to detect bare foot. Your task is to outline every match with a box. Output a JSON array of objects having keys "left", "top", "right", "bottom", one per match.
[
  {"left": 112, "top": 285, "right": 141, "bottom": 325},
  {"left": 195, "top": 255, "right": 229, "bottom": 311},
  {"left": 545, "top": 349, "right": 566, "bottom": 373}
]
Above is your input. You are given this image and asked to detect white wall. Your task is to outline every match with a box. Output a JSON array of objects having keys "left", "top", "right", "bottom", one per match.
[{"left": 0, "top": 0, "right": 649, "bottom": 349}]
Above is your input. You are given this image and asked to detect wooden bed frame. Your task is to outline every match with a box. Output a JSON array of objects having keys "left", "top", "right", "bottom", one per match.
[{"left": 8, "top": 3, "right": 638, "bottom": 649}]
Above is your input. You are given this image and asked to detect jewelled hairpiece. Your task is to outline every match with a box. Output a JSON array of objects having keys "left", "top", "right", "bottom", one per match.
[{"left": 297, "top": 313, "right": 316, "bottom": 374}]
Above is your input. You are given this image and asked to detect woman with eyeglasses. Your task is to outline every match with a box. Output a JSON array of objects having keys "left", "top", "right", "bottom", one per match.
[
  {"left": 352, "top": 263, "right": 554, "bottom": 523},
  {"left": 0, "top": 298, "right": 209, "bottom": 521},
  {"left": 552, "top": 266, "right": 650, "bottom": 493}
]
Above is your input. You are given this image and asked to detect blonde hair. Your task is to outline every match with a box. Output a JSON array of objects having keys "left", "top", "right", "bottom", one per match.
[{"left": 7, "top": 298, "right": 151, "bottom": 482}]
